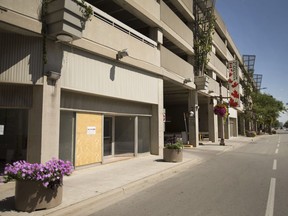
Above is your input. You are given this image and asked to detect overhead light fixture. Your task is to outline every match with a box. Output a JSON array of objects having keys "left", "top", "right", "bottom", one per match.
[
  {"left": 46, "top": 71, "right": 61, "bottom": 81},
  {"left": 117, "top": 49, "right": 129, "bottom": 60},
  {"left": 56, "top": 33, "right": 73, "bottom": 42},
  {"left": 183, "top": 78, "right": 192, "bottom": 84}
]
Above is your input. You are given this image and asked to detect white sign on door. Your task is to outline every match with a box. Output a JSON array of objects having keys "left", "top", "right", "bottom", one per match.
[
  {"left": 87, "top": 126, "right": 96, "bottom": 135},
  {"left": 0, "top": 125, "right": 4, "bottom": 135}
]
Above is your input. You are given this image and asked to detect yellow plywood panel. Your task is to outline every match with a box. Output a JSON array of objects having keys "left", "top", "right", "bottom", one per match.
[{"left": 75, "top": 113, "right": 102, "bottom": 167}]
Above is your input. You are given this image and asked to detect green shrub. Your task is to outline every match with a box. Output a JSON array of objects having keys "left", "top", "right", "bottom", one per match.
[
  {"left": 165, "top": 141, "right": 184, "bottom": 149},
  {"left": 246, "top": 131, "right": 256, "bottom": 137}
]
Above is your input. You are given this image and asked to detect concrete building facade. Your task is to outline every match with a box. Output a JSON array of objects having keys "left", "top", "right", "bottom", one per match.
[{"left": 0, "top": 0, "right": 247, "bottom": 168}]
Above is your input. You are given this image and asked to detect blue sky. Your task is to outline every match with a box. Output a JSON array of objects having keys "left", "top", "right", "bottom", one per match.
[{"left": 216, "top": 0, "right": 288, "bottom": 124}]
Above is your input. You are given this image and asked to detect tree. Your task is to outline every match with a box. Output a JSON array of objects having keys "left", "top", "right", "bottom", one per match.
[
  {"left": 193, "top": 0, "right": 216, "bottom": 76},
  {"left": 251, "top": 92, "right": 286, "bottom": 133},
  {"left": 272, "top": 120, "right": 280, "bottom": 128}
]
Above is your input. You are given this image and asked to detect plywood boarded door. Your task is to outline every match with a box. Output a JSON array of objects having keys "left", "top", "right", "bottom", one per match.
[{"left": 75, "top": 113, "right": 102, "bottom": 167}]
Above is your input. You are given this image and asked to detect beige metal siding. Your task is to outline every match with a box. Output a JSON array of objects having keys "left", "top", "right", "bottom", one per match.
[
  {"left": 61, "top": 48, "right": 160, "bottom": 105},
  {"left": 0, "top": 33, "right": 43, "bottom": 84},
  {"left": 61, "top": 91, "right": 152, "bottom": 116}
]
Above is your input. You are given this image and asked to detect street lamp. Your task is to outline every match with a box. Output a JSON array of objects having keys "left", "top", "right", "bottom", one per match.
[
  {"left": 211, "top": 81, "right": 230, "bottom": 146},
  {"left": 219, "top": 82, "right": 225, "bottom": 145}
]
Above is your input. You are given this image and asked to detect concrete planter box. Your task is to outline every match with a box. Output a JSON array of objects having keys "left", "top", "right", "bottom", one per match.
[
  {"left": 195, "top": 75, "right": 209, "bottom": 90},
  {"left": 163, "top": 148, "right": 183, "bottom": 162},
  {"left": 45, "top": 0, "right": 87, "bottom": 40},
  {"left": 15, "top": 180, "right": 63, "bottom": 212}
]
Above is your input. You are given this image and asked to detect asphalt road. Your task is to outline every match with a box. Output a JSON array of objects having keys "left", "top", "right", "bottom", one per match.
[{"left": 89, "top": 133, "right": 288, "bottom": 216}]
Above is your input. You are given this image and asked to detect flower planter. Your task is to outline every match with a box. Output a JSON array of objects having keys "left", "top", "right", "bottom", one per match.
[
  {"left": 45, "top": 0, "right": 87, "bottom": 40},
  {"left": 195, "top": 75, "right": 209, "bottom": 90},
  {"left": 163, "top": 148, "right": 183, "bottom": 162},
  {"left": 15, "top": 180, "right": 63, "bottom": 212},
  {"left": 214, "top": 104, "right": 228, "bottom": 118}
]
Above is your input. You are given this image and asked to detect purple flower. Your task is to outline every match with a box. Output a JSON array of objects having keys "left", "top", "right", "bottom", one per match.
[
  {"left": 3, "top": 158, "right": 74, "bottom": 188},
  {"left": 214, "top": 104, "right": 227, "bottom": 117}
]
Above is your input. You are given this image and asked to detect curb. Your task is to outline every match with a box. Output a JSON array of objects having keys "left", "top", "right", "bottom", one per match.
[{"left": 45, "top": 157, "right": 204, "bottom": 216}]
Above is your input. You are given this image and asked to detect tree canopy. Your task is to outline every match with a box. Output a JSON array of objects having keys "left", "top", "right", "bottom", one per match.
[{"left": 251, "top": 92, "right": 286, "bottom": 130}]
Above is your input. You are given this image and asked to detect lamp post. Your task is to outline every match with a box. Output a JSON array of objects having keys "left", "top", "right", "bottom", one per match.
[
  {"left": 219, "top": 82, "right": 225, "bottom": 145},
  {"left": 212, "top": 81, "right": 230, "bottom": 146}
]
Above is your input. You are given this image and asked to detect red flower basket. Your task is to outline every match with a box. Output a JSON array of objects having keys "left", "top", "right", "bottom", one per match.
[{"left": 213, "top": 104, "right": 228, "bottom": 118}]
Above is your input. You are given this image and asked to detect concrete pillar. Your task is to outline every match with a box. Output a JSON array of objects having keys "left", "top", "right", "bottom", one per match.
[
  {"left": 224, "top": 117, "right": 230, "bottom": 139},
  {"left": 219, "top": 115, "right": 225, "bottom": 145},
  {"left": 149, "top": 27, "right": 163, "bottom": 45},
  {"left": 208, "top": 98, "right": 218, "bottom": 142},
  {"left": 134, "top": 116, "right": 138, "bottom": 156},
  {"left": 27, "top": 77, "right": 61, "bottom": 163},
  {"left": 151, "top": 79, "right": 164, "bottom": 155},
  {"left": 238, "top": 115, "right": 245, "bottom": 135},
  {"left": 188, "top": 90, "right": 199, "bottom": 147},
  {"left": 27, "top": 85, "right": 43, "bottom": 163},
  {"left": 27, "top": 40, "right": 64, "bottom": 163}
]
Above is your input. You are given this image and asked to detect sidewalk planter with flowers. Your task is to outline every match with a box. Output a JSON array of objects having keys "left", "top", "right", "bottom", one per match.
[
  {"left": 213, "top": 103, "right": 228, "bottom": 118},
  {"left": 163, "top": 141, "right": 184, "bottom": 163},
  {"left": 3, "top": 158, "right": 74, "bottom": 212}
]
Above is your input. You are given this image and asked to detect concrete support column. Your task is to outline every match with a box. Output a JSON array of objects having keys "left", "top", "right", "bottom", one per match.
[
  {"left": 208, "top": 98, "right": 218, "bottom": 142},
  {"left": 149, "top": 27, "right": 163, "bottom": 45},
  {"left": 224, "top": 117, "right": 230, "bottom": 139},
  {"left": 235, "top": 117, "right": 239, "bottom": 137},
  {"left": 134, "top": 116, "right": 138, "bottom": 156},
  {"left": 27, "top": 85, "right": 43, "bottom": 163},
  {"left": 151, "top": 79, "right": 164, "bottom": 155},
  {"left": 219, "top": 115, "right": 225, "bottom": 145},
  {"left": 27, "top": 77, "right": 61, "bottom": 163},
  {"left": 238, "top": 115, "right": 245, "bottom": 135},
  {"left": 188, "top": 90, "right": 199, "bottom": 147}
]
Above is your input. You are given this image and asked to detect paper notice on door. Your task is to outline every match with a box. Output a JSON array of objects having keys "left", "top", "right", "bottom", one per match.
[
  {"left": 87, "top": 126, "right": 96, "bottom": 135},
  {"left": 0, "top": 125, "right": 4, "bottom": 135}
]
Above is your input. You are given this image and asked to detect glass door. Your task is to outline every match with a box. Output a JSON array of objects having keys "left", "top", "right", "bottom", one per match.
[{"left": 104, "top": 117, "right": 113, "bottom": 156}]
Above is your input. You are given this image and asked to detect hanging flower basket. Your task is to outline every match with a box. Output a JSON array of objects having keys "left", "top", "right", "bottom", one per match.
[{"left": 213, "top": 104, "right": 228, "bottom": 118}]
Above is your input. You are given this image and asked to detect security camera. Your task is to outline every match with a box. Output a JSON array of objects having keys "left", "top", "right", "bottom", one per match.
[
  {"left": 183, "top": 78, "right": 192, "bottom": 84},
  {"left": 117, "top": 49, "right": 129, "bottom": 59}
]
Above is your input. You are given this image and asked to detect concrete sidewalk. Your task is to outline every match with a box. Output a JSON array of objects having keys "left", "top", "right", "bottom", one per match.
[{"left": 0, "top": 136, "right": 256, "bottom": 216}]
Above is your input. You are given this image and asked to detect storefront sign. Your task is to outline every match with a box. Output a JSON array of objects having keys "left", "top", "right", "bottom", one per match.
[{"left": 227, "top": 60, "right": 240, "bottom": 107}]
